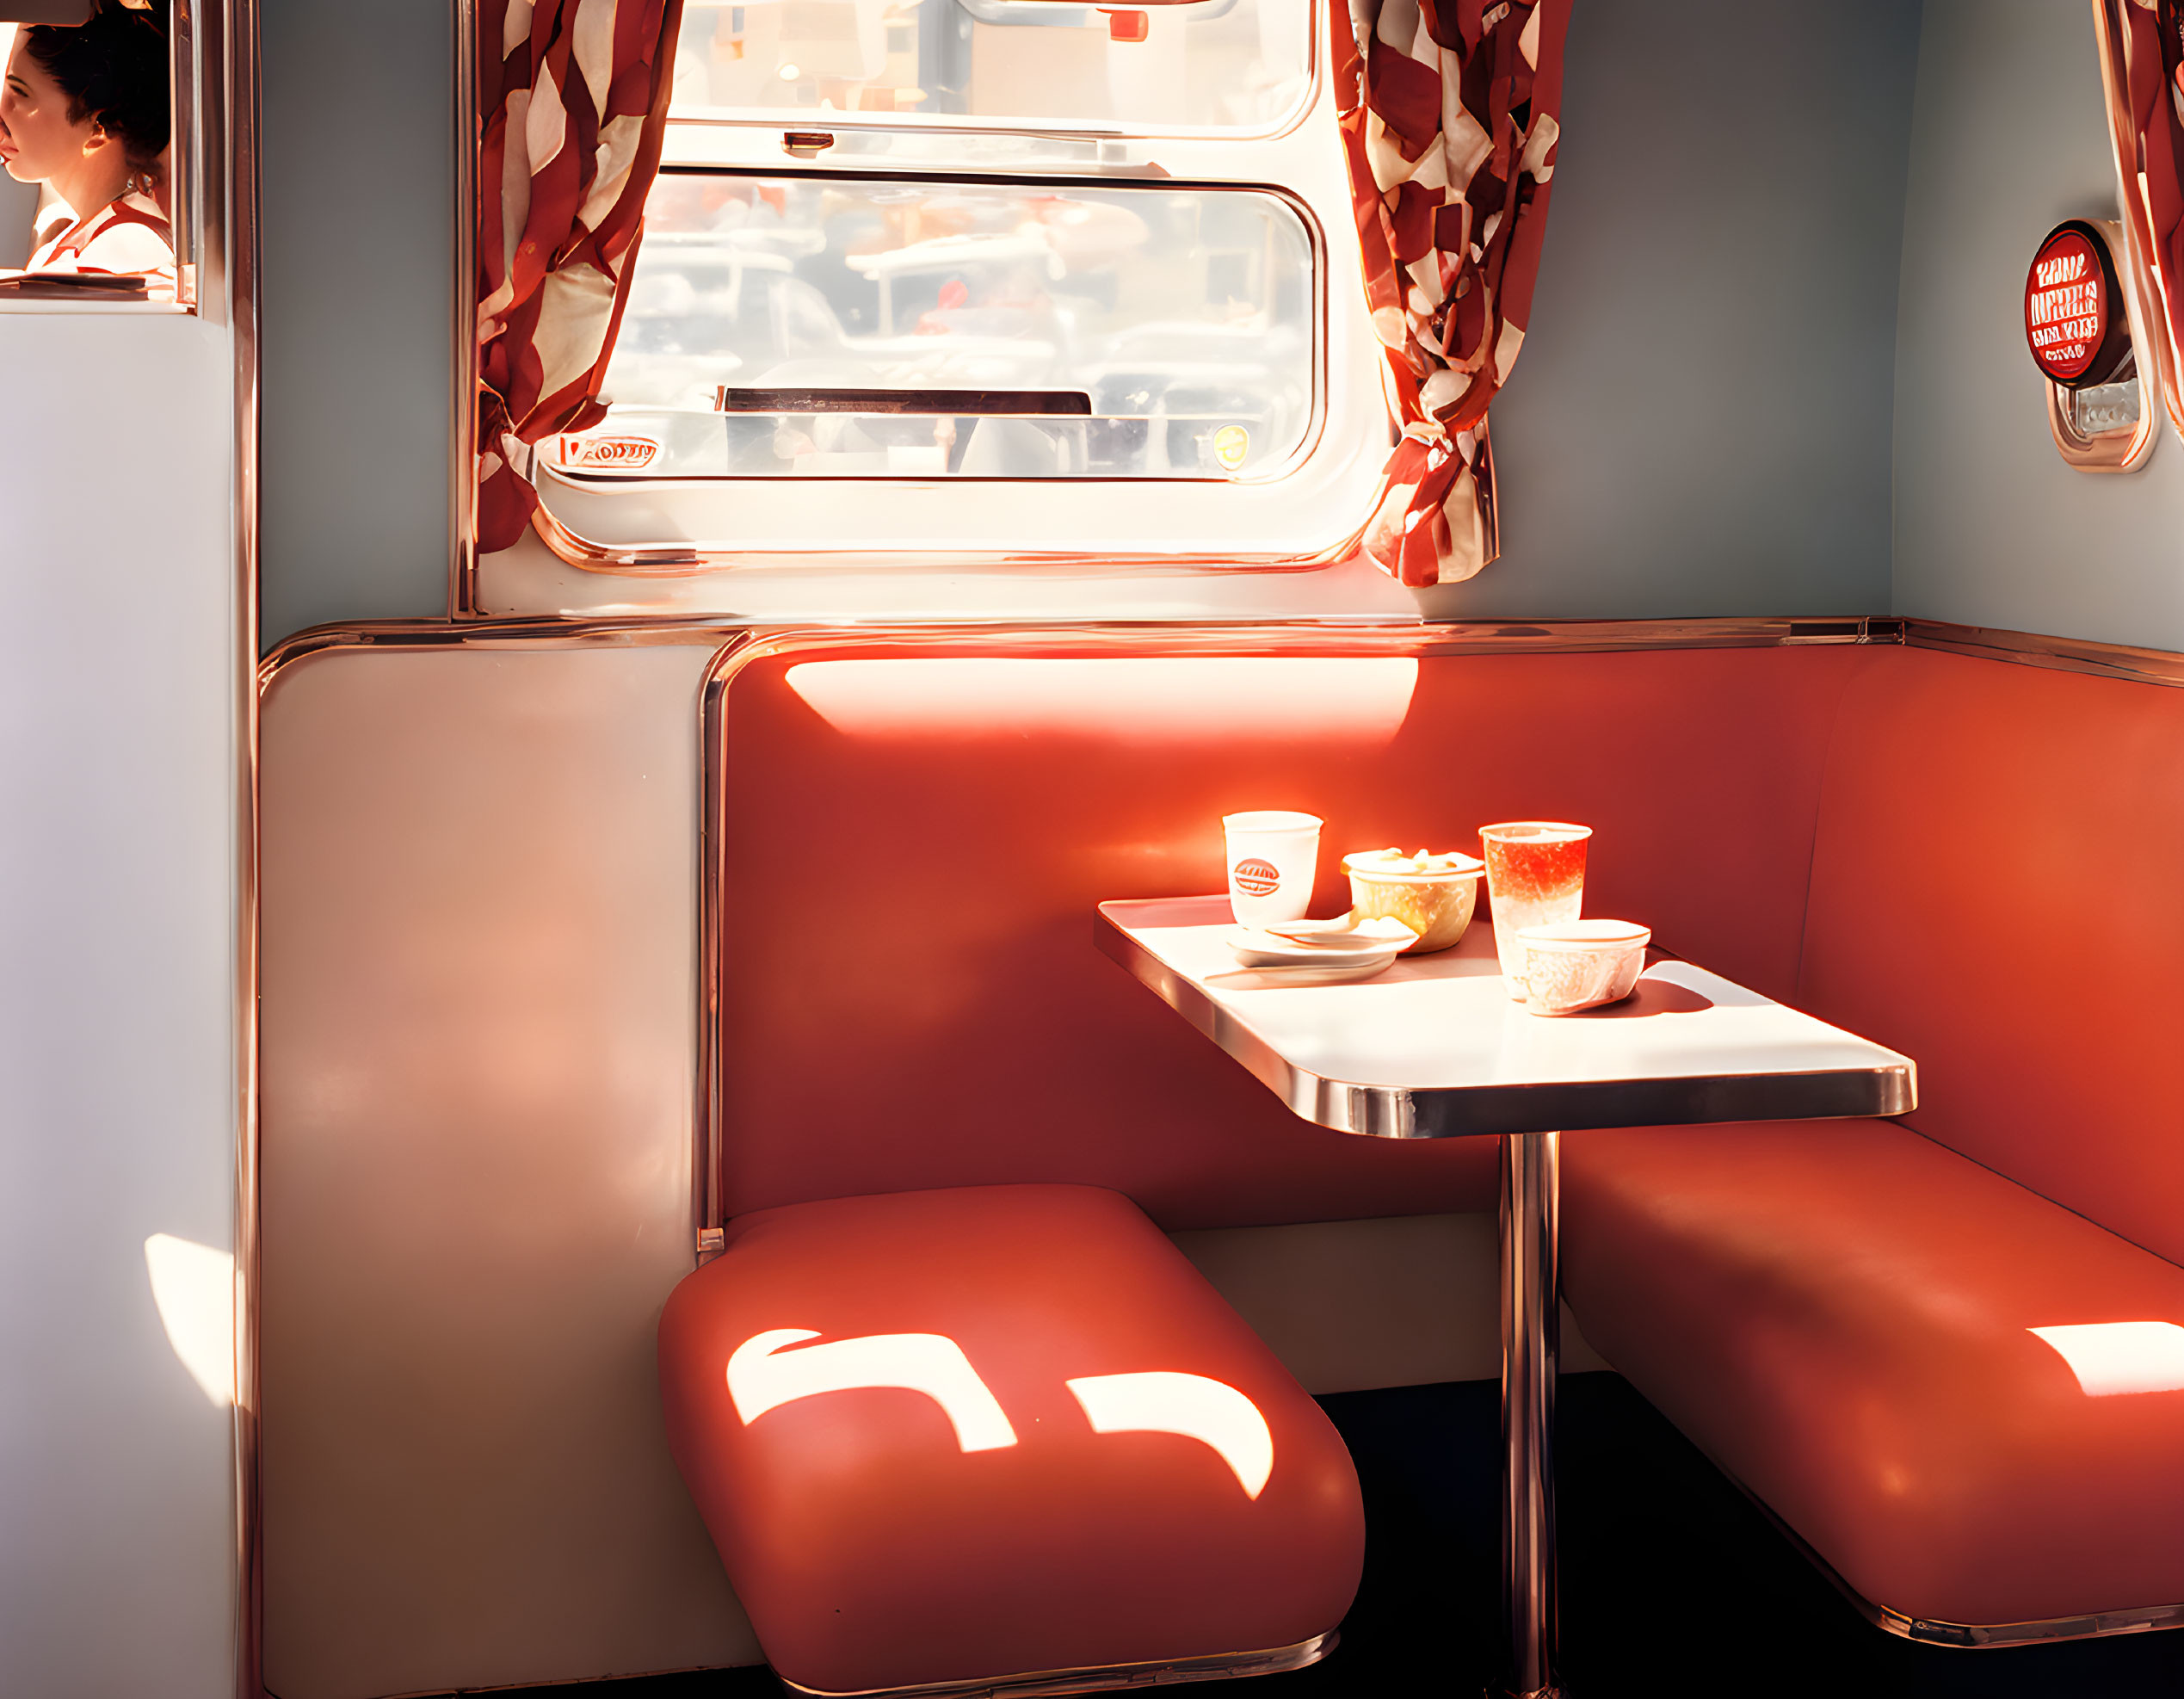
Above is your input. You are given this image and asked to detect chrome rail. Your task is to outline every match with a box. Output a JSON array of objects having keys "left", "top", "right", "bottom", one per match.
[
  {"left": 218, "top": 0, "right": 261, "bottom": 1691},
  {"left": 450, "top": 0, "right": 480, "bottom": 615},
  {"left": 1499, "top": 1131, "right": 1562, "bottom": 1699}
]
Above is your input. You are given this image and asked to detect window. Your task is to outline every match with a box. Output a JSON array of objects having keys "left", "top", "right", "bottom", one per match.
[
  {"left": 531, "top": 0, "right": 1385, "bottom": 569},
  {"left": 669, "top": 0, "right": 1312, "bottom": 133},
  {"left": 0, "top": 1, "right": 197, "bottom": 310},
  {"left": 560, "top": 176, "right": 1315, "bottom": 481}
]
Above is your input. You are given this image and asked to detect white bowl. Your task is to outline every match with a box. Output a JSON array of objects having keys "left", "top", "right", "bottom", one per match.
[
  {"left": 1341, "top": 850, "right": 1485, "bottom": 952},
  {"left": 1514, "top": 920, "right": 1651, "bottom": 1016}
]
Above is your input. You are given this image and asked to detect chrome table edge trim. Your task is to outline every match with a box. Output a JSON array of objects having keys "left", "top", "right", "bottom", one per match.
[{"left": 1093, "top": 905, "right": 1915, "bottom": 1140}]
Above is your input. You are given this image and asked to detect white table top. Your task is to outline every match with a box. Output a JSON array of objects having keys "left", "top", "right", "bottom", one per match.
[{"left": 1096, "top": 897, "right": 1916, "bottom": 1140}]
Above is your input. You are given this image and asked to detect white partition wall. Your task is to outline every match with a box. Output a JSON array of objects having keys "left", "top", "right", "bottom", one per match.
[{"left": 0, "top": 310, "right": 243, "bottom": 1694}]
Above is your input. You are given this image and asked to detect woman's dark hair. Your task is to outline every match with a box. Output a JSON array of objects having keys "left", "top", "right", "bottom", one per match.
[{"left": 22, "top": 3, "right": 170, "bottom": 174}]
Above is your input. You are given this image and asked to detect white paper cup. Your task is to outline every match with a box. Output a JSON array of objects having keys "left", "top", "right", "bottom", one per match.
[{"left": 1223, "top": 811, "right": 1323, "bottom": 926}]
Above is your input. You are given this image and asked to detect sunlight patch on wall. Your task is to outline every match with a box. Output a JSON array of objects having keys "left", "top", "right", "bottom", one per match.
[
  {"left": 786, "top": 658, "right": 1422, "bottom": 746},
  {"left": 144, "top": 1233, "right": 236, "bottom": 1410}
]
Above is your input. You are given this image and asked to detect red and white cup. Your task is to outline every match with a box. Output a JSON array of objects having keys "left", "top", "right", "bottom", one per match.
[
  {"left": 1479, "top": 821, "right": 1592, "bottom": 999},
  {"left": 1223, "top": 811, "right": 1323, "bottom": 927}
]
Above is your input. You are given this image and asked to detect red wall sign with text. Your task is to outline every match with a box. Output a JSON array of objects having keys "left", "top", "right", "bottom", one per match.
[{"left": 2025, "top": 222, "right": 2132, "bottom": 389}]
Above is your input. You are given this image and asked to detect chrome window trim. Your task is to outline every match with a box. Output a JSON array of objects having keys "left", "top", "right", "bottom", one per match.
[{"left": 451, "top": 0, "right": 480, "bottom": 618}]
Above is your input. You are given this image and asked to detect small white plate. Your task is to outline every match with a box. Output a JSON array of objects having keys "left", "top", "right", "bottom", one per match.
[
  {"left": 1259, "top": 915, "right": 1419, "bottom": 948},
  {"left": 1225, "top": 926, "right": 1405, "bottom": 973}
]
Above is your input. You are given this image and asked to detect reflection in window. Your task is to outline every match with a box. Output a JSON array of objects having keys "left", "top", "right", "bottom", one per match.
[
  {"left": 552, "top": 173, "right": 1315, "bottom": 480},
  {"left": 0, "top": 0, "right": 174, "bottom": 300},
  {"left": 669, "top": 0, "right": 1311, "bottom": 131}
]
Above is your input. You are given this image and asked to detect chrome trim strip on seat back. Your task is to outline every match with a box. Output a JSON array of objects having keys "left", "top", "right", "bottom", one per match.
[{"left": 1902, "top": 617, "right": 2184, "bottom": 688}]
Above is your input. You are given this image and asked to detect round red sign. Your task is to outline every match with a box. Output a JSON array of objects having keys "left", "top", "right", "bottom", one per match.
[
  {"left": 2024, "top": 222, "right": 2130, "bottom": 389},
  {"left": 1231, "top": 858, "right": 1281, "bottom": 898}
]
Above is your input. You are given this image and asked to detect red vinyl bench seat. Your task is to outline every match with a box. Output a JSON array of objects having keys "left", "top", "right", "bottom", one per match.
[
  {"left": 1564, "top": 645, "right": 2184, "bottom": 1636},
  {"left": 657, "top": 1184, "right": 1365, "bottom": 1696},
  {"left": 676, "top": 632, "right": 2184, "bottom": 1662},
  {"left": 1562, "top": 1120, "right": 2184, "bottom": 1632}
]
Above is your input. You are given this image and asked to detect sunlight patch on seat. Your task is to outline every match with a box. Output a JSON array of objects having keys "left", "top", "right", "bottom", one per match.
[
  {"left": 2029, "top": 1321, "right": 2184, "bottom": 1396},
  {"left": 1066, "top": 1370, "right": 1274, "bottom": 1498},
  {"left": 727, "top": 1327, "right": 1019, "bottom": 1451}
]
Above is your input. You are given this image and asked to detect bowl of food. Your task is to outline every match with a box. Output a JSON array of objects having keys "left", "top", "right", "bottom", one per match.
[
  {"left": 1342, "top": 848, "right": 1486, "bottom": 953},
  {"left": 1514, "top": 920, "right": 1651, "bottom": 1015}
]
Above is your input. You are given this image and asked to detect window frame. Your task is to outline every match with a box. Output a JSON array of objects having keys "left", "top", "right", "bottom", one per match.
[{"left": 525, "top": 0, "right": 1391, "bottom": 577}]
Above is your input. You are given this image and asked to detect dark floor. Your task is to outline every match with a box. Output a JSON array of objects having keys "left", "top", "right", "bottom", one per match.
[{"left": 489, "top": 1374, "right": 2184, "bottom": 1698}]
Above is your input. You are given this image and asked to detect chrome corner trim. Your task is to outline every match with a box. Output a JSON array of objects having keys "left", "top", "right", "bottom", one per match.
[
  {"left": 778, "top": 1633, "right": 1336, "bottom": 1699},
  {"left": 451, "top": 0, "right": 480, "bottom": 615},
  {"left": 221, "top": 0, "right": 261, "bottom": 1692},
  {"left": 1732, "top": 1477, "right": 2184, "bottom": 1649},
  {"left": 1901, "top": 618, "right": 2184, "bottom": 689}
]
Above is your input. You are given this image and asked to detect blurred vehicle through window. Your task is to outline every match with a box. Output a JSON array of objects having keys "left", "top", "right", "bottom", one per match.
[{"left": 552, "top": 175, "right": 1316, "bottom": 482}]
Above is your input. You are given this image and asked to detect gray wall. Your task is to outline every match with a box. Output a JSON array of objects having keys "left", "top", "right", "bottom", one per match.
[
  {"left": 259, "top": 0, "right": 452, "bottom": 646},
  {"left": 253, "top": 1, "right": 1925, "bottom": 642},
  {"left": 1891, "top": 0, "right": 2184, "bottom": 652},
  {"left": 1433, "top": 0, "right": 1923, "bottom": 621}
]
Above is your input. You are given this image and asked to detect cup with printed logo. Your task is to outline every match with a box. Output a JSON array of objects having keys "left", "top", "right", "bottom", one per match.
[
  {"left": 1223, "top": 811, "right": 1323, "bottom": 928},
  {"left": 1478, "top": 822, "right": 1592, "bottom": 999}
]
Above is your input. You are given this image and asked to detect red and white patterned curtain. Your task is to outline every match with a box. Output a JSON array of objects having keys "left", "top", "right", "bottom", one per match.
[
  {"left": 1333, "top": 0, "right": 1572, "bottom": 586},
  {"left": 2094, "top": 0, "right": 2184, "bottom": 443},
  {"left": 476, "top": 0, "right": 686, "bottom": 553}
]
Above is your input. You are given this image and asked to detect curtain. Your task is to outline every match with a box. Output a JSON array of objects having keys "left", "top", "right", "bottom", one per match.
[
  {"left": 2093, "top": 0, "right": 2184, "bottom": 443},
  {"left": 476, "top": 0, "right": 686, "bottom": 553},
  {"left": 1333, "top": 0, "right": 1572, "bottom": 586}
]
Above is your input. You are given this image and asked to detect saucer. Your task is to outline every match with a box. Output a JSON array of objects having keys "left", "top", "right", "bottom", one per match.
[{"left": 1225, "top": 925, "right": 1405, "bottom": 973}]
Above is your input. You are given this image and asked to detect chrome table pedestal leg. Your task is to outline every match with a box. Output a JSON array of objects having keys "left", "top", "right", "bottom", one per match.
[{"left": 1497, "top": 1129, "right": 1562, "bottom": 1699}]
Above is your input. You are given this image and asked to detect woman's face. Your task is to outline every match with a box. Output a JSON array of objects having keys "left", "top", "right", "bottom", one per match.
[{"left": 0, "top": 38, "right": 98, "bottom": 186}]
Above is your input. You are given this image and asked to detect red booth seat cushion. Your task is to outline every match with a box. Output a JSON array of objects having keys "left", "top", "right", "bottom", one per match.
[
  {"left": 1561, "top": 1121, "right": 2184, "bottom": 1628},
  {"left": 657, "top": 1184, "right": 1366, "bottom": 1695}
]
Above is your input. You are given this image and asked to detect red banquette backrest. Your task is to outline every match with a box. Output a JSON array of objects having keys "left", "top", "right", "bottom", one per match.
[
  {"left": 1796, "top": 645, "right": 2184, "bottom": 1265},
  {"left": 715, "top": 635, "right": 1867, "bottom": 1229}
]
